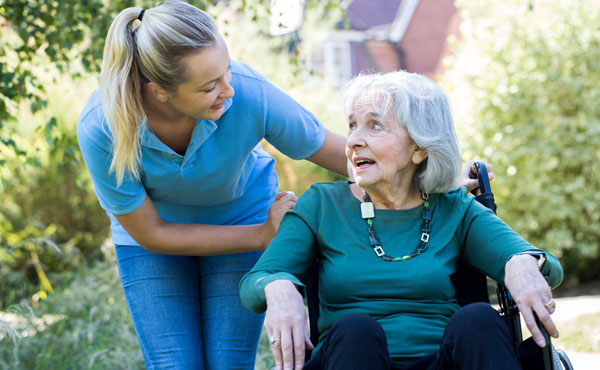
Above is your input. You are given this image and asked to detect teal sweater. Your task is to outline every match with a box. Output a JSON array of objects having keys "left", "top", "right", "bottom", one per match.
[{"left": 239, "top": 181, "right": 562, "bottom": 361}]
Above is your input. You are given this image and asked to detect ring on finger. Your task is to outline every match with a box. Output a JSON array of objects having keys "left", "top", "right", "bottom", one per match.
[
  {"left": 544, "top": 298, "right": 556, "bottom": 310},
  {"left": 269, "top": 336, "right": 279, "bottom": 345}
]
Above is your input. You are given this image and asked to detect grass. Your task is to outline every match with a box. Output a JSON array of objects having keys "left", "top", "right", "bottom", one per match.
[
  {"left": 0, "top": 258, "right": 278, "bottom": 370},
  {"left": 553, "top": 313, "right": 600, "bottom": 353},
  {"left": 0, "top": 260, "right": 143, "bottom": 369}
]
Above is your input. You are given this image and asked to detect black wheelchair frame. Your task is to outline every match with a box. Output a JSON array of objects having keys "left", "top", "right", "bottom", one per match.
[{"left": 301, "top": 162, "right": 573, "bottom": 369}]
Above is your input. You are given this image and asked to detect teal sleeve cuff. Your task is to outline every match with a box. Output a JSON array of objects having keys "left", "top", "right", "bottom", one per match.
[
  {"left": 239, "top": 272, "right": 305, "bottom": 314},
  {"left": 507, "top": 251, "right": 563, "bottom": 289}
]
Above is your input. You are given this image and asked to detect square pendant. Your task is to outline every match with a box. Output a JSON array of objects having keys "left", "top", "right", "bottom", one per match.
[{"left": 361, "top": 202, "right": 375, "bottom": 219}]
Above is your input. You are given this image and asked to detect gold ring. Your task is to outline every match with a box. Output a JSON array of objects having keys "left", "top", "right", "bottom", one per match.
[
  {"left": 544, "top": 299, "right": 556, "bottom": 310},
  {"left": 269, "top": 336, "right": 279, "bottom": 345}
]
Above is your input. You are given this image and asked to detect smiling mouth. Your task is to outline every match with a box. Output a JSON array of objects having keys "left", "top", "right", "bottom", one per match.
[{"left": 211, "top": 101, "right": 225, "bottom": 109}]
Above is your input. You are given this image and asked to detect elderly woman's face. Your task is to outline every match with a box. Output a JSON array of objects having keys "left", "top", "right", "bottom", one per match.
[{"left": 345, "top": 96, "right": 426, "bottom": 192}]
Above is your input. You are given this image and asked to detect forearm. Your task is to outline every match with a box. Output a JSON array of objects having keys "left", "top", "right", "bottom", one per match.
[
  {"left": 143, "top": 221, "right": 266, "bottom": 255},
  {"left": 115, "top": 195, "right": 268, "bottom": 255},
  {"left": 307, "top": 129, "right": 349, "bottom": 176}
]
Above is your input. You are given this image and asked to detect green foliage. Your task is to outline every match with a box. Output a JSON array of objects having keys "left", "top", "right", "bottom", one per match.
[
  {"left": 443, "top": 0, "right": 600, "bottom": 284},
  {"left": 0, "top": 260, "right": 144, "bottom": 369},
  {"left": 0, "top": 0, "right": 132, "bottom": 132},
  {"left": 0, "top": 0, "right": 346, "bottom": 310}
]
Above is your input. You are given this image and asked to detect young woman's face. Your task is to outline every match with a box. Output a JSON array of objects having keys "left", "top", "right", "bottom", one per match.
[{"left": 168, "top": 36, "right": 235, "bottom": 121}]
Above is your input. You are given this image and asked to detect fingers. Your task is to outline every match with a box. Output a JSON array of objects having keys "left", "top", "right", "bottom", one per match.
[
  {"left": 275, "top": 191, "right": 297, "bottom": 201},
  {"left": 523, "top": 301, "right": 559, "bottom": 348},
  {"left": 304, "top": 326, "right": 314, "bottom": 351},
  {"left": 521, "top": 305, "right": 547, "bottom": 347},
  {"left": 539, "top": 299, "right": 559, "bottom": 337},
  {"left": 275, "top": 191, "right": 295, "bottom": 200},
  {"left": 292, "top": 323, "right": 306, "bottom": 369},
  {"left": 273, "top": 191, "right": 298, "bottom": 211},
  {"left": 484, "top": 163, "right": 494, "bottom": 181},
  {"left": 281, "top": 328, "right": 294, "bottom": 370},
  {"left": 264, "top": 284, "right": 308, "bottom": 370},
  {"left": 518, "top": 293, "right": 559, "bottom": 347},
  {"left": 269, "top": 328, "right": 284, "bottom": 370}
]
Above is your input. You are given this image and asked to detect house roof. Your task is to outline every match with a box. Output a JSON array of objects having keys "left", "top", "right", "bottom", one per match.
[{"left": 338, "top": 0, "right": 403, "bottom": 30}]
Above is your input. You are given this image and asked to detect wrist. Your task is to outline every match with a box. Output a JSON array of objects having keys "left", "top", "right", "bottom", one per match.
[
  {"left": 264, "top": 279, "right": 296, "bottom": 300},
  {"left": 509, "top": 252, "right": 546, "bottom": 271}
]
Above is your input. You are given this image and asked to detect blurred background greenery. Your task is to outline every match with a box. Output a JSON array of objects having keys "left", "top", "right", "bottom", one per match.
[{"left": 0, "top": 0, "right": 598, "bottom": 368}]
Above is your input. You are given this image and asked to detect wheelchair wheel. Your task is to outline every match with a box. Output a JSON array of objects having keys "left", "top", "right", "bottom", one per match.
[{"left": 557, "top": 349, "right": 574, "bottom": 370}]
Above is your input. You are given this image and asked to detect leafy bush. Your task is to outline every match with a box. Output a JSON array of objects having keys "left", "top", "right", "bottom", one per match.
[
  {"left": 0, "top": 72, "right": 109, "bottom": 309},
  {"left": 443, "top": 0, "right": 600, "bottom": 284}
]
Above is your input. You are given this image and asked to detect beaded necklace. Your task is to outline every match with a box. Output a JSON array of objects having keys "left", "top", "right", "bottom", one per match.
[{"left": 361, "top": 192, "right": 431, "bottom": 262}]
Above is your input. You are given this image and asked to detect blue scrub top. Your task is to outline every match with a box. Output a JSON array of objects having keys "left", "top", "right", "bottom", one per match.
[{"left": 77, "top": 60, "right": 326, "bottom": 246}]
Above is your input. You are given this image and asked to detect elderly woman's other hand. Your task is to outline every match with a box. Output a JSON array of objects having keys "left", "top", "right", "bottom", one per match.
[
  {"left": 264, "top": 279, "right": 314, "bottom": 370},
  {"left": 457, "top": 160, "right": 494, "bottom": 195},
  {"left": 504, "top": 254, "right": 559, "bottom": 347}
]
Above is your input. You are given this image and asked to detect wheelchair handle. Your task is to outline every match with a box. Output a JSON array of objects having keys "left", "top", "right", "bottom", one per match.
[
  {"left": 469, "top": 161, "right": 497, "bottom": 214},
  {"left": 470, "top": 161, "right": 492, "bottom": 194}
]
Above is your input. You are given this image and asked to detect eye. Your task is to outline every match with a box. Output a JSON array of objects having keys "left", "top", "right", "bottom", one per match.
[
  {"left": 371, "top": 121, "right": 383, "bottom": 130},
  {"left": 348, "top": 121, "right": 357, "bottom": 132},
  {"left": 202, "top": 84, "right": 216, "bottom": 93}
]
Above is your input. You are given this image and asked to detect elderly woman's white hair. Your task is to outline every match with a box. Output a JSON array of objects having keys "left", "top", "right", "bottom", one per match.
[{"left": 341, "top": 71, "right": 462, "bottom": 193}]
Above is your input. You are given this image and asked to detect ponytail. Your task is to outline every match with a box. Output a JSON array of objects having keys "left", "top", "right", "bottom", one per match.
[{"left": 100, "top": 7, "right": 145, "bottom": 185}]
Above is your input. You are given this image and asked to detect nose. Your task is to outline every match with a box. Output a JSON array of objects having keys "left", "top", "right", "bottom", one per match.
[
  {"left": 346, "top": 127, "right": 366, "bottom": 152},
  {"left": 219, "top": 71, "right": 235, "bottom": 99},
  {"left": 220, "top": 81, "right": 235, "bottom": 99}
]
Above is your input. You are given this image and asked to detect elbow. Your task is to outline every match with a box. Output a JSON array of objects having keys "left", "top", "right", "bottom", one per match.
[
  {"left": 138, "top": 242, "right": 161, "bottom": 254},
  {"left": 130, "top": 229, "right": 167, "bottom": 254},
  {"left": 129, "top": 219, "right": 172, "bottom": 254}
]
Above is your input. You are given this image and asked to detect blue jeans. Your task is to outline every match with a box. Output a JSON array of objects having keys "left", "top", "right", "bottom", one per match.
[{"left": 115, "top": 245, "right": 264, "bottom": 369}]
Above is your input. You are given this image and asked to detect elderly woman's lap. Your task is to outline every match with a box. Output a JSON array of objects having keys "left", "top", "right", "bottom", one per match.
[{"left": 306, "top": 303, "right": 520, "bottom": 370}]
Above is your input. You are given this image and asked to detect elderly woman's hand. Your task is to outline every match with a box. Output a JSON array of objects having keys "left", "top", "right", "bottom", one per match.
[
  {"left": 457, "top": 160, "right": 494, "bottom": 195},
  {"left": 504, "top": 254, "right": 559, "bottom": 347},
  {"left": 264, "top": 279, "right": 314, "bottom": 370}
]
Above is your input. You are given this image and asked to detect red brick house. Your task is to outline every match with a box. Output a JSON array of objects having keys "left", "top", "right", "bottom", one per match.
[{"left": 311, "top": 0, "right": 461, "bottom": 85}]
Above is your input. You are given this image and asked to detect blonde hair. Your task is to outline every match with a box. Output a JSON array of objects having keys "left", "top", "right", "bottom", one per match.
[
  {"left": 100, "top": 0, "right": 218, "bottom": 185},
  {"left": 341, "top": 71, "right": 461, "bottom": 193}
]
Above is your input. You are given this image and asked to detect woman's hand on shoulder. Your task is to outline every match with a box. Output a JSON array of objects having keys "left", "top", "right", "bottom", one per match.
[
  {"left": 457, "top": 160, "right": 494, "bottom": 195},
  {"left": 264, "top": 279, "right": 313, "bottom": 370},
  {"left": 261, "top": 191, "right": 298, "bottom": 248},
  {"left": 504, "top": 254, "right": 559, "bottom": 347}
]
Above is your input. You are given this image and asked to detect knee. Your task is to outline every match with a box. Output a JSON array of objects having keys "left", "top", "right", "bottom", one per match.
[
  {"left": 322, "top": 313, "right": 389, "bottom": 367},
  {"left": 329, "top": 313, "right": 385, "bottom": 341},
  {"left": 445, "top": 303, "right": 504, "bottom": 341}
]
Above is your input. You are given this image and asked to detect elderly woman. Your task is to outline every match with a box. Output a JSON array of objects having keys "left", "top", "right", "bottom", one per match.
[{"left": 239, "top": 71, "right": 562, "bottom": 370}]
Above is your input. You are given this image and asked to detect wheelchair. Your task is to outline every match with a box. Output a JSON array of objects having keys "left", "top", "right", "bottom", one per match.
[{"left": 301, "top": 162, "right": 573, "bottom": 370}]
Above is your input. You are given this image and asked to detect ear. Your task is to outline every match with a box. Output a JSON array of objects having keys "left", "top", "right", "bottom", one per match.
[
  {"left": 147, "top": 82, "right": 170, "bottom": 103},
  {"left": 412, "top": 147, "right": 428, "bottom": 165}
]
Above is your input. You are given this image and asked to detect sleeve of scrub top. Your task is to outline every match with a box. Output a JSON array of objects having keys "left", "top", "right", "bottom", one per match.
[
  {"left": 262, "top": 79, "right": 326, "bottom": 160},
  {"left": 76, "top": 107, "right": 147, "bottom": 216}
]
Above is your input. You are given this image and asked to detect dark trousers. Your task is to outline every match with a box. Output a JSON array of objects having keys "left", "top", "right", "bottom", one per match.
[{"left": 305, "top": 303, "right": 521, "bottom": 370}]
